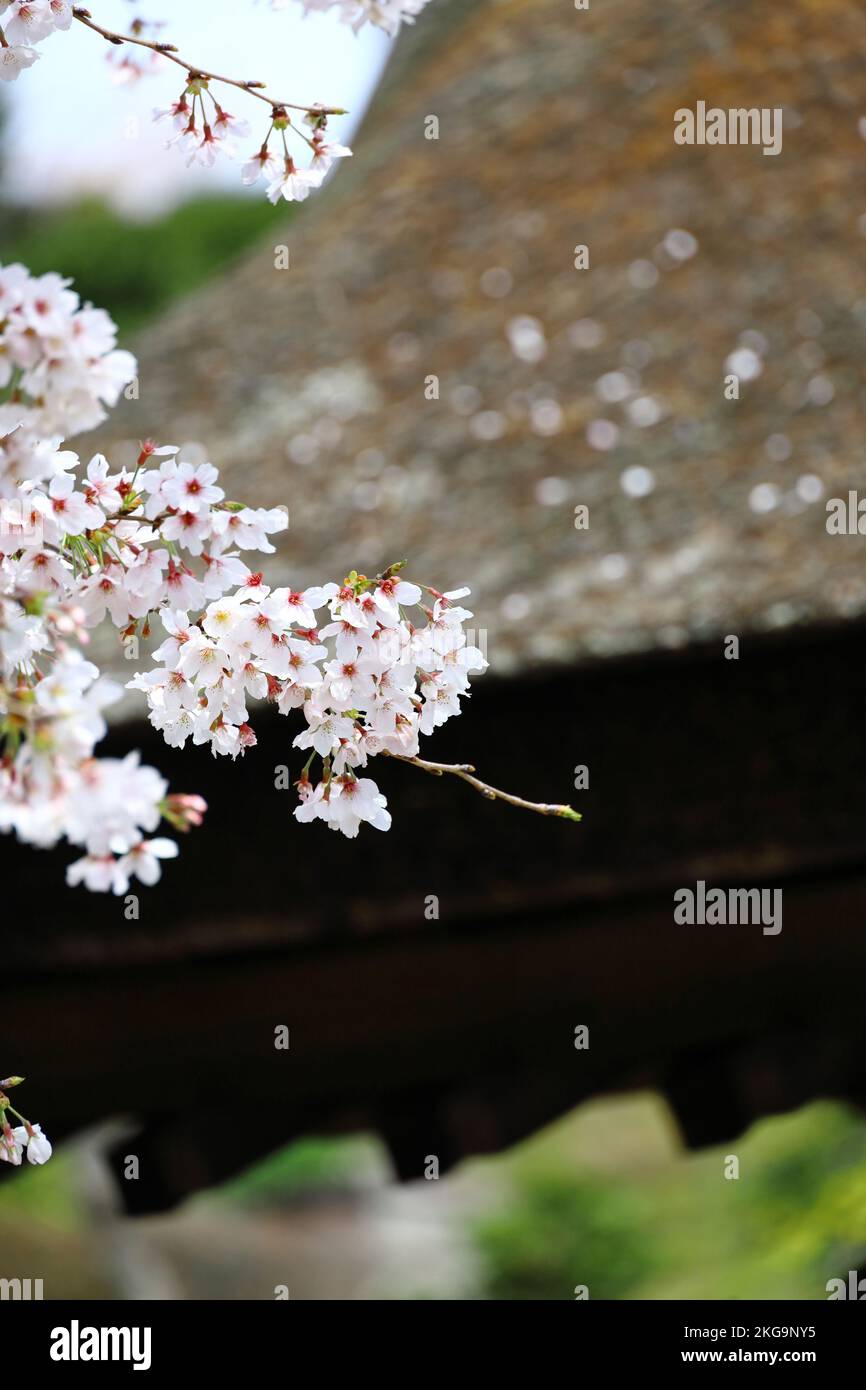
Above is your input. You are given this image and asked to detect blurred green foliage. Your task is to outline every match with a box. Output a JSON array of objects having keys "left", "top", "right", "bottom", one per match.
[
  {"left": 469, "top": 1096, "right": 866, "bottom": 1300},
  {"left": 476, "top": 1168, "right": 654, "bottom": 1300},
  {"left": 0, "top": 1149, "right": 82, "bottom": 1232},
  {"left": 0, "top": 195, "right": 280, "bottom": 338},
  {"left": 209, "top": 1093, "right": 866, "bottom": 1300},
  {"left": 214, "top": 1134, "right": 385, "bottom": 1206},
  {"left": 2, "top": 1095, "right": 865, "bottom": 1299}
]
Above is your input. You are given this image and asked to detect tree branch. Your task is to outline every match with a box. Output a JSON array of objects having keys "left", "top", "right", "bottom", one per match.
[
  {"left": 385, "top": 753, "right": 582, "bottom": 821},
  {"left": 71, "top": 7, "right": 346, "bottom": 116}
]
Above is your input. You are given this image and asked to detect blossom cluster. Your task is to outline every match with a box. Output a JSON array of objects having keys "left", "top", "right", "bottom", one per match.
[
  {"left": 154, "top": 86, "right": 352, "bottom": 206},
  {"left": 0, "top": 1075, "right": 51, "bottom": 1166},
  {"left": 0, "top": 261, "right": 136, "bottom": 495},
  {"left": 1, "top": 258, "right": 487, "bottom": 890},
  {"left": 0, "top": 438, "right": 281, "bottom": 892},
  {"left": 131, "top": 548, "right": 487, "bottom": 837},
  {"left": 0, "top": 589, "right": 207, "bottom": 895}
]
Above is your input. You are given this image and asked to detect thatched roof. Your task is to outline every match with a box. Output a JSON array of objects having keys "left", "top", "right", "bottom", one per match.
[{"left": 82, "top": 0, "right": 866, "bottom": 678}]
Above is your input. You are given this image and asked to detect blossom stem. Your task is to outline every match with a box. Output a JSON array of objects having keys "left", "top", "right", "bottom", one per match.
[
  {"left": 71, "top": 8, "right": 346, "bottom": 115},
  {"left": 385, "top": 753, "right": 582, "bottom": 821}
]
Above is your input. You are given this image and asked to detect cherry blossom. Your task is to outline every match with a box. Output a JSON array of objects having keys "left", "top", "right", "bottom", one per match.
[
  {"left": 1, "top": 1, "right": 59, "bottom": 46},
  {"left": 266, "top": 156, "right": 320, "bottom": 204},
  {"left": 0, "top": 1076, "right": 51, "bottom": 1165},
  {"left": 0, "top": 40, "right": 37, "bottom": 78},
  {"left": 16, "top": 1121, "right": 53, "bottom": 1163}
]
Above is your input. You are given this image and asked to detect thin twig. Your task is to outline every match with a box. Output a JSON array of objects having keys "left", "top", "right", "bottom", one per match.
[
  {"left": 71, "top": 8, "right": 346, "bottom": 115},
  {"left": 385, "top": 753, "right": 582, "bottom": 821}
]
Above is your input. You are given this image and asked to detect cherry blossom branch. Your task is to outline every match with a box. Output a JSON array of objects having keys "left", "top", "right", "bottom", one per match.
[
  {"left": 384, "top": 753, "right": 583, "bottom": 821},
  {"left": 71, "top": 7, "right": 346, "bottom": 115}
]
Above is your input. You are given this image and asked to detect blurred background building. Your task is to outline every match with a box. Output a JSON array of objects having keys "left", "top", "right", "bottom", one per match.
[{"left": 3, "top": 0, "right": 866, "bottom": 1298}]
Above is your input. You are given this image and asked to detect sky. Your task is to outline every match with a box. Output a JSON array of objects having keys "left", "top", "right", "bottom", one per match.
[{"left": 0, "top": 0, "right": 390, "bottom": 215}]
